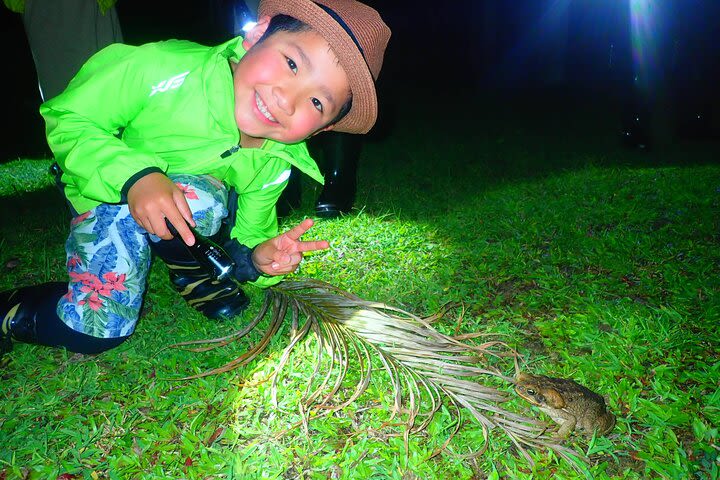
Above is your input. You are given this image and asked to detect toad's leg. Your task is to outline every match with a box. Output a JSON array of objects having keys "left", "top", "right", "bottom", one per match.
[{"left": 556, "top": 415, "right": 577, "bottom": 439}]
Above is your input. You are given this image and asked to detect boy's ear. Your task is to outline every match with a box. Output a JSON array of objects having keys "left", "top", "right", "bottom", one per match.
[
  {"left": 310, "top": 124, "right": 336, "bottom": 138},
  {"left": 242, "top": 15, "right": 271, "bottom": 50}
]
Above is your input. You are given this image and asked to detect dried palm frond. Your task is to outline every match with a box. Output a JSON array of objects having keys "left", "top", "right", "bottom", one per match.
[{"left": 168, "top": 277, "right": 583, "bottom": 464}]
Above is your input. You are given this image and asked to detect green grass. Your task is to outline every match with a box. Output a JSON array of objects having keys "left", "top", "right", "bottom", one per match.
[{"left": 1, "top": 89, "right": 719, "bottom": 479}]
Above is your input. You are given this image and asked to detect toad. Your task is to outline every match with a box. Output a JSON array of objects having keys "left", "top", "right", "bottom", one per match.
[{"left": 514, "top": 372, "right": 616, "bottom": 438}]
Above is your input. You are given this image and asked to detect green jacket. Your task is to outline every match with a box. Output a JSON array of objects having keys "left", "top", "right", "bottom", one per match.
[{"left": 40, "top": 37, "right": 324, "bottom": 288}]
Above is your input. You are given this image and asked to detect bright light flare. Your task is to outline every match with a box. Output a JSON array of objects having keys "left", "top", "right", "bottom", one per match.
[{"left": 629, "top": 0, "right": 659, "bottom": 93}]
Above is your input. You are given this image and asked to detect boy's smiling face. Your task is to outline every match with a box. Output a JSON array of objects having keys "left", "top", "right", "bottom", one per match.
[{"left": 232, "top": 17, "right": 351, "bottom": 146}]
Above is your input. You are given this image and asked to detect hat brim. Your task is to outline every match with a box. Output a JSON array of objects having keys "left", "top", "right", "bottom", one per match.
[{"left": 259, "top": 0, "right": 377, "bottom": 134}]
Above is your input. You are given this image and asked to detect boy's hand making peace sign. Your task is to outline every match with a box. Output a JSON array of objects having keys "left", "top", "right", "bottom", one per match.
[{"left": 252, "top": 218, "right": 329, "bottom": 276}]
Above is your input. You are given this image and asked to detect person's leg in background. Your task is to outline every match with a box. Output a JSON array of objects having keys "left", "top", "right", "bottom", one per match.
[
  {"left": 22, "top": 0, "right": 123, "bottom": 101},
  {"left": 311, "top": 131, "right": 362, "bottom": 218},
  {"left": 276, "top": 132, "right": 362, "bottom": 219}
]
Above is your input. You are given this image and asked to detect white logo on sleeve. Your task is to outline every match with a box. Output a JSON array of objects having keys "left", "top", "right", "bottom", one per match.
[
  {"left": 150, "top": 71, "right": 189, "bottom": 96},
  {"left": 262, "top": 169, "right": 292, "bottom": 189}
]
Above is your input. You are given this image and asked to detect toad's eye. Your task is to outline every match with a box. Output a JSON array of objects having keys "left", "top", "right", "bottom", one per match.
[
  {"left": 286, "top": 57, "right": 298, "bottom": 74},
  {"left": 526, "top": 389, "right": 536, "bottom": 396},
  {"left": 311, "top": 97, "right": 323, "bottom": 113}
]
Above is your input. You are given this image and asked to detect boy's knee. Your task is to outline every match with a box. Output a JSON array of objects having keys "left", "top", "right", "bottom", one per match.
[{"left": 168, "top": 174, "right": 229, "bottom": 236}]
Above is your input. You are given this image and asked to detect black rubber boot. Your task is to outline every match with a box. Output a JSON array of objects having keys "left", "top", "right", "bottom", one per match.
[
  {"left": 149, "top": 236, "right": 249, "bottom": 320},
  {"left": 313, "top": 132, "right": 361, "bottom": 218},
  {"left": 1, "top": 282, "right": 67, "bottom": 355}
]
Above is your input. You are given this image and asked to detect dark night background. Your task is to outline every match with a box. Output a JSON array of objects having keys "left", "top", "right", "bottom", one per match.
[{"left": 2, "top": 0, "right": 720, "bottom": 161}]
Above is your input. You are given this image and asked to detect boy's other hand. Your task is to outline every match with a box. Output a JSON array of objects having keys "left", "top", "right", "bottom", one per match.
[
  {"left": 127, "top": 172, "right": 196, "bottom": 245},
  {"left": 252, "top": 218, "right": 329, "bottom": 276}
]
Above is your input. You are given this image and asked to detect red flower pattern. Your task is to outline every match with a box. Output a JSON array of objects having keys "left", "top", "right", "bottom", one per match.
[
  {"left": 67, "top": 253, "right": 82, "bottom": 269},
  {"left": 70, "top": 211, "right": 92, "bottom": 226},
  {"left": 176, "top": 183, "right": 199, "bottom": 200},
  {"left": 78, "top": 291, "right": 104, "bottom": 311},
  {"left": 103, "top": 272, "right": 127, "bottom": 292},
  {"left": 70, "top": 270, "right": 127, "bottom": 305}
]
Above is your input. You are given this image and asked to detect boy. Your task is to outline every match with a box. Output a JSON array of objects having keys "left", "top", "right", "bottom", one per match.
[{"left": 0, "top": 0, "right": 390, "bottom": 355}]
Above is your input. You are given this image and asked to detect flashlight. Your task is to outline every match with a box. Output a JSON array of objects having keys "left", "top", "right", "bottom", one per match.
[
  {"left": 165, "top": 220, "right": 235, "bottom": 282},
  {"left": 233, "top": 1, "right": 257, "bottom": 35}
]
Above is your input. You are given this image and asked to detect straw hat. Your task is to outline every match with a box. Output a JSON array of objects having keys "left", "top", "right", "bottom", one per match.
[{"left": 258, "top": 0, "right": 391, "bottom": 134}]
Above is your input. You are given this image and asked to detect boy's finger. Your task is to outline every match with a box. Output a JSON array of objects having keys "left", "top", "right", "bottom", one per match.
[
  {"left": 174, "top": 191, "right": 196, "bottom": 228},
  {"left": 151, "top": 216, "right": 173, "bottom": 239},
  {"left": 285, "top": 218, "right": 315, "bottom": 241},
  {"left": 297, "top": 240, "right": 330, "bottom": 253},
  {"left": 165, "top": 216, "right": 195, "bottom": 246}
]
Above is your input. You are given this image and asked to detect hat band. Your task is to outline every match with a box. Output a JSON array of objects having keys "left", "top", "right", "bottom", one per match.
[{"left": 314, "top": 2, "right": 366, "bottom": 62}]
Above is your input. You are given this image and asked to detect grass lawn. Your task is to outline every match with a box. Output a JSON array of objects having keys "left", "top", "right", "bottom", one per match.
[{"left": 1, "top": 87, "right": 718, "bottom": 479}]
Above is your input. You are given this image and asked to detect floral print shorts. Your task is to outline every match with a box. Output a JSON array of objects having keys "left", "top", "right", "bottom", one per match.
[{"left": 57, "top": 174, "right": 228, "bottom": 338}]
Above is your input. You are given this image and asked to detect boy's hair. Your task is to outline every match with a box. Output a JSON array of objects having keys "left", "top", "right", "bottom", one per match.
[
  {"left": 257, "top": 14, "right": 311, "bottom": 40},
  {"left": 255, "top": 14, "right": 353, "bottom": 127}
]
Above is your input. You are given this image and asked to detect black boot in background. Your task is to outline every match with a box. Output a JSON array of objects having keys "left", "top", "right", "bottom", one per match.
[
  {"left": 313, "top": 132, "right": 361, "bottom": 218},
  {"left": 149, "top": 236, "right": 249, "bottom": 319}
]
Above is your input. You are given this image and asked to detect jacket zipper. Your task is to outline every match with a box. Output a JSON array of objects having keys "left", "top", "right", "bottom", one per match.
[{"left": 220, "top": 144, "right": 241, "bottom": 158}]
